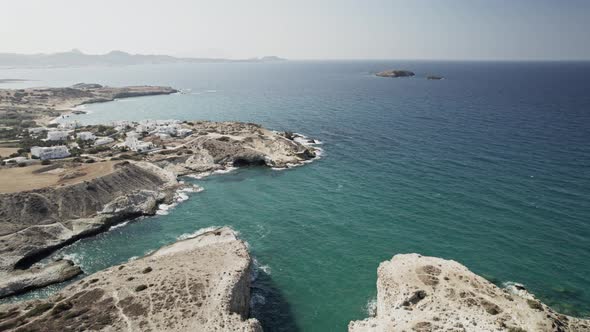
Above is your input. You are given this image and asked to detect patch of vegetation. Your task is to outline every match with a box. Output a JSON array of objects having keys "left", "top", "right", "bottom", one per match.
[
  {"left": 508, "top": 327, "right": 527, "bottom": 332},
  {"left": 135, "top": 285, "right": 148, "bottom": 292}
]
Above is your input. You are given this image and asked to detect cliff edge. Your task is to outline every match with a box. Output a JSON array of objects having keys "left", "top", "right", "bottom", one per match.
[
  {"left": 0, "top": 226, "right": 262, "bottom": 332},
  {"left": 349, "top": 254, "right": 589, "bottom": 332}
]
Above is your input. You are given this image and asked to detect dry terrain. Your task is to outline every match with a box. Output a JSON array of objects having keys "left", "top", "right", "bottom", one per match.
[
  {"left": 0, "top": 161, "right": 116, "bottom": 193},
  {"left": 349, "top": 254, "right": 590, "bottom": 332},
  {"left": 0, "top": 227, "right": 262, "bottom": 332},
  {"left": 0, "top": 147, "right": 19, "bottom": 158}
]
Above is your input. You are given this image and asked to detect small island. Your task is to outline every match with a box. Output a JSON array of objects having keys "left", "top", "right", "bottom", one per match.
[
  {"left": 427, "top": 75, "right": 444, "bottom": 80},
  {"left": 375, "top": 70, "right": 415, "bottom": 78}
]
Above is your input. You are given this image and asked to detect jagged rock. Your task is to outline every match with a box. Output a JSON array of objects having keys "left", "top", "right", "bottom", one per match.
[
  {"left": 349, "top": 254, "right": 590, "bottom": 332},
  {"left": 0, "top": 260, "right": 82, "bottom": 298},
  {"left": 151, "top": 121, "right": 319, "bottom": 175},
  {"left": 0, "top": 227, "right": 262, "bottom": 332},
  {"left": 99, "top": 190, "right": 159, "bottom": 215}
]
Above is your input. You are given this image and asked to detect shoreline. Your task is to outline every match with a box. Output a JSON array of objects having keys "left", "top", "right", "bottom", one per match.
[{"left": 0, "top": 84, "right": 321, "bottom": 300}]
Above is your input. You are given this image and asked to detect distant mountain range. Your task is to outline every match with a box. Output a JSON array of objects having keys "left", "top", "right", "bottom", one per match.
[{"left": 0, "top": 49, "right": 287, "bottom": 68}]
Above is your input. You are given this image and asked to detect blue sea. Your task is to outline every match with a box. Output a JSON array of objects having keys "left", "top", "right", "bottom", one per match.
[{"left": 1, "top": 61, "right": 589, "bottom": 331}]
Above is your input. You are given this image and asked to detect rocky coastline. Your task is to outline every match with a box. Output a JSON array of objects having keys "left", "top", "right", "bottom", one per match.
[
  {"left": 349, "top": 254, "right": 590, "bottom": 332},
  {"left": 0, "top": 226, "right": 262, "bottom": 331},
  {"left": 0, "top": 84, "right": 320, "bottom": 299}
]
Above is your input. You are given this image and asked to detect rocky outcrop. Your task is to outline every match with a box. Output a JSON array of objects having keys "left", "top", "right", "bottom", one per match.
[
  {"left": 0, "top": 227, "right": 262, "bottom": 332},
  {"left": 0, "top": 260, "right": 82, "bottom": 298},
  {"left": 151, "top": 122, "right": 319, "bottom": 175},
  {"left": 0, "top": 162, "right": 180, "bottom": 297},
  {"left": 376, "top": 70, "right": 415, "bottom": 78},
  {"left": 349, "top": 254, "right": 590, "bottom": 332}
]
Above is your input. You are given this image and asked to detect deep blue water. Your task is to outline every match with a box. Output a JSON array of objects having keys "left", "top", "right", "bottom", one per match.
[{"left": 1, "top": 61, "right": 589, "bottom": 331}]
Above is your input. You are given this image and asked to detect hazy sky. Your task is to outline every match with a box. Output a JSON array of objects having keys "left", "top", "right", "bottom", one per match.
[{"left": 1, "top": 0, "right": 589, "bottom": 60}]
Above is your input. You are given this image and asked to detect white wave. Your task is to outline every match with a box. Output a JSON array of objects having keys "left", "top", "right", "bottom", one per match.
[
  {"left": 155, "top": 184, "right": 203, "bottom": 215},
  {"left": 206, "top": 89, "right": 217, "bottom": 93},
  {"left": 213, "top": 166, "right": 238, "bottom": 175},
  {"left": 176, "top": 226, "right": 223, "bottom": 241},
  {"left": 503, "top": 281, "right": 534, "bottom": 299},
  {"left": 186, "top": 172, "right": 212, "bottom": 179},
  {"left": 109, "top": 221, "right": 130, "bottom": 230},
  {"left": 365, "top": 296, "right": 377, "bottom": 317},
  {"left": 128, "top": 256, "right": 139, "bottom": 261},
  {"left": 61, "top": 252, "right": 83, "bottom": 266},
  {"left": 250, "top": 293, "right": 266, "bottom": 307},
  {"left": 251, "top": 257, "right": 272, "bottom": 283}
]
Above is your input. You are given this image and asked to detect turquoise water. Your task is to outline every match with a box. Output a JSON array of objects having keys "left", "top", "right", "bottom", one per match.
[{"left": 2, "top": 61, "right": 590, "bottom": 330}]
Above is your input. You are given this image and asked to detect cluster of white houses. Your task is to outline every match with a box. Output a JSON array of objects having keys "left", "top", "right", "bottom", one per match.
[
  {"left": 112, "top": 119, "right": 193, "bottom": 139},
  {"left": 5, "top": 120, "right": 195, "bottom": 162}
]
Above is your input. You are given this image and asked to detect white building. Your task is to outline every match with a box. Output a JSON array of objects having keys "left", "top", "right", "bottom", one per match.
[
  {"left": 59, "top": 121, "right": 82, "bottom": 130},
  {"left": 31, "top": 146, "right": 70, "bottom": 160},
  {"left": 46, "top": 131, "right": 70, "bottom": 141},
  {"left": 124, "top": 136, "right": 153, "bottom": 152},
  {"left": 94, "top": 137, "right": 115, "bottom": 146},
  {"left": 76, "top": 132, "right": 96, "bottom": 141}
]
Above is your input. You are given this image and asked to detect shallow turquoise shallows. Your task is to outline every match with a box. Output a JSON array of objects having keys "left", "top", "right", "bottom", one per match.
[{"left": 2, "top": 61, "right": 590, "bottom": 331}]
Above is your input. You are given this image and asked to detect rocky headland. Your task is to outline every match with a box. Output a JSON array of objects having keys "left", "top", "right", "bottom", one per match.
[
  {"left": 0, "top": 226, "right": 262, "bottom": 332},
  {"left": 349, "top": 254, "right": 590, "bottom": 332},
  {"left": 375, "top": 70, "right": 415, "bottom": 78},
  {"left": 0, "top": 83, "right": 319, "bottom": 298}
]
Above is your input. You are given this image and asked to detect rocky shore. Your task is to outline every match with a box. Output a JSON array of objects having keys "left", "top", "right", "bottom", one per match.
[
  {"left": 349, "top": 254, "right": 590, "bottom": 332},
  {"left": 0, "top": 82, "right": 319, "bottom": 298},
  {"left": 0, "top": 226, "right": 262, "bottom": 332},
  {"left": 0, "top": 162, "right": 180, "bottom": 298}
]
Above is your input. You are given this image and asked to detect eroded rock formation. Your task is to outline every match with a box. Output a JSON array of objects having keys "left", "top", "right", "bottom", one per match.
[
  {"left": 0, "top": 162, "right": 180, "bottom": 297},
  {"left": 349, "top": 254, "right": 590, "bottom": 332},
  {"left": 0, "top": 227, "right": 262, "bottom": 332}
]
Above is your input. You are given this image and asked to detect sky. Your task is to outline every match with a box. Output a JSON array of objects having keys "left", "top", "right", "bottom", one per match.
[{"left": 1, "top": 0, "right": 589, "bottom": 60}]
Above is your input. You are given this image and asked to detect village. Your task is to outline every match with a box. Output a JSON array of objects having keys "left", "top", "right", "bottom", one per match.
[{"left": 1, "top": 119, "right": 194, "bottom": 166}]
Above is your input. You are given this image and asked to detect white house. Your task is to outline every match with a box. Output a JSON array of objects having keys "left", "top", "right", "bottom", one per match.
[
  {"left": 94, "top": 137, "right": 115, "bottom": 146},
  {"left": 124, "top": 136, "right": 153, "bottom": 152},
  {"left": 46, "top": 131, "right": 70, "bottom": 141},
  {"left": 76, "top": 132, "right": 96, "bottom": 141},
  {"left": 59, "top": 121, "right": 82, "bottom": 130},
  {"left": 31, "top": 146, "right": 70, "bottom": 160}
]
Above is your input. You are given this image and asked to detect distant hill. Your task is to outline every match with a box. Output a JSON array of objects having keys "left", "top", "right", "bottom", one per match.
[{"left": 0, "top": 49, "right": 287, "bottom": 68}]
